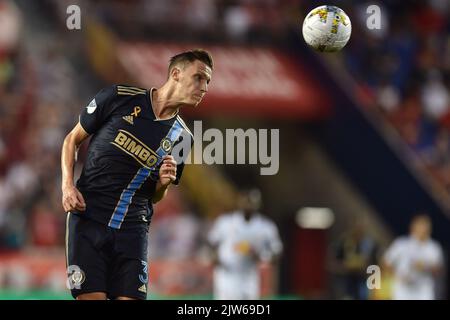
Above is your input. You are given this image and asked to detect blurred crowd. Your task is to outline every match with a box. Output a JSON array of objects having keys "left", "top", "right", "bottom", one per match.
[
  {"left": 0, "top": 0, "right": 82, "bottom": 249},
  {"left": 87, "top": 0, "right": 293, "bottom": 45},
  {"left": 340, "top": 0, "right": 450, "bottom": 192}
]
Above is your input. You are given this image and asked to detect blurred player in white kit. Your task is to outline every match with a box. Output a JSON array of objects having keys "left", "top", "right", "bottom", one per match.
[
  {"left": 207, "top": 189, "right": 283, "bottom": 300},
  {"left": 383, "top": 214, "right": 444, "bottom": 300}
]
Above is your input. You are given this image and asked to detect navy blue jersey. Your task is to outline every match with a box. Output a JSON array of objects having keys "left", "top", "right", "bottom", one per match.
[{"left": 75, "top": 85, "right": 193, "bottom": 229}]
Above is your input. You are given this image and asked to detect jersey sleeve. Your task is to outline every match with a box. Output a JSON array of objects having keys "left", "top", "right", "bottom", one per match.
[{"left": 79, "top": 85, "right": 117, "bottom": 134}]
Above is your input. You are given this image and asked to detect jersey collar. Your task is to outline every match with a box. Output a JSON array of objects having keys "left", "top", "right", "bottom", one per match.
[{"left": 148, "top": 87, "right": 179, "bottom": 122}]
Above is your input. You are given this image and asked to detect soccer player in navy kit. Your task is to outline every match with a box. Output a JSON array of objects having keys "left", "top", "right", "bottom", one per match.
[{"left": 61, "top": 49, "right": 213, "bottom": 300}]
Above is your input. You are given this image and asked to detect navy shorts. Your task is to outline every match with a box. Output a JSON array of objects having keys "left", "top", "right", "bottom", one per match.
[{"left": 65, "top": 212, "right": 149, "bottom": 300}]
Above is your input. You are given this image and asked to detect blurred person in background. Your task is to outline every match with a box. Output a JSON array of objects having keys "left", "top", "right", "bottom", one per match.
[
  {"left": 383, "top": 214, "right": 444, "bottom": 300},
  {"left": 207, "top": 188, "right": 283, "bottom": 300},
  {"left": 61, "top": 49, "right": 213, "bottom": 300},
  {"left": 330, "top": 221, "right": 380, "bottom": 300},
  {"left": 149, "top": 188, "right": 202, "bottom": 260}
]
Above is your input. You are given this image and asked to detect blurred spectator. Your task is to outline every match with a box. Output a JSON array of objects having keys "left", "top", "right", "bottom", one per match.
[
  {"left": 383, "top": 214, "right": 444, "bottom": 300},
  {"left": 207, "top": 188, "right": 282, "bottom": 300},
  {"left": 421, "top": 69, "right": 449, "bottom": 122},
  {"left": 28, "top": 200, "right": 61, "bottom": 248},
  {"left": 149, "top": 188, "right": 202, "bottom": 260},
  {"left": 150, "top": 212, "right": 202, "bottom": 260},
  {"left": 0, "top": 0, "right": 22, "bottom": 55},
  {"left": 330, "top": 221, "right": 380, "bottom": 300},
  {"left": 376, "top": 81, "right": 401, "bottom": 114},
  {"left": 223, "top": 5, "right": 252, "bottom": 43},
  {"left": 183, "top": 0, "right": 218, "bottom": 35}
]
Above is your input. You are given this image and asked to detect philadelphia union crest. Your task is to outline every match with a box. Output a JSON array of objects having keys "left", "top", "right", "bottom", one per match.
[{"left": 160, "top": 138, "right": 172, "bottom": 152}]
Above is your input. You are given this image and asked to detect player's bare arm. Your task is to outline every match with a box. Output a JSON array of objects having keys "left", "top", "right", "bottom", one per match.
[
  {"left": 207, "top": 243, "right": 220, "bottom": 267},
  {"left": 61, "top": 122, "right": 90, "bottom": 212},
  {"left": 152, "top": 155, "right": 177, "bottom": 204}
]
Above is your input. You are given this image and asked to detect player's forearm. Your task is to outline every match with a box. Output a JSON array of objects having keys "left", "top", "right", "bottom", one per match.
[
  {"left": 61, "top": 133, "right": 79, "bottom": 189},
  {"left": 152, "top": 181, "right": 170, "bottom": 203}
]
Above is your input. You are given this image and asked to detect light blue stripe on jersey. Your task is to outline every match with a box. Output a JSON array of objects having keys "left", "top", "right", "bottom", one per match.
[
  {"left": 150, "top": 120, "right": 184, "bottom": 180},
  {"left": 108, "top": 167, "right": 151, "bottom": 229},
  {"left": 156, "top": 119, "right": 184, "bottom": 157}
]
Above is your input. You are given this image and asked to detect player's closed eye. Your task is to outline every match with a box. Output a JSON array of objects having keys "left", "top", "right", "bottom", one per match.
[{"left": 195, "top": 74, "right": 210, "bottom": 85}]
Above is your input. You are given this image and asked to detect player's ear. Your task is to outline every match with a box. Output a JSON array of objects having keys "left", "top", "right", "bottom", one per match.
[{"left": 171, "top": 67, "right": 181, "bottom": 82}]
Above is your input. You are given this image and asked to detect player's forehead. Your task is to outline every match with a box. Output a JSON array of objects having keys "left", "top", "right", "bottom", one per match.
[{"left": 186, "top": 60, "right": 212, "bottom": 78}]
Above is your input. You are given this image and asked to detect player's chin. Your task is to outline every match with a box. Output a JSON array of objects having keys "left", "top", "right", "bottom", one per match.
[
  {"left": 189, "top": 100, "right": 201, "bottom": 108},
  {"left": 192, "top": 95, "right": 203, "bottom": 105}
]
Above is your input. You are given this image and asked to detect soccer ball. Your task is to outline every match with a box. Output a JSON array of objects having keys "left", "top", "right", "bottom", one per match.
[{"left": 302, "top": 5, "right": 352, "bottom": 52}]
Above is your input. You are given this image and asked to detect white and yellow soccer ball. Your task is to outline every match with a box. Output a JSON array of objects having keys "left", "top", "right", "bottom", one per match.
[{"left": 302, "top": 5, "right": 352, "bottom": 52}]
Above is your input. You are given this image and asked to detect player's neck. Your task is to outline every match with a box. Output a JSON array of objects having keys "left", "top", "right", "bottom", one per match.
[
  {"left": 411, "top": 234, "right": 429, "bottom": 242},
  {"left": 243, "top": 210, "right": 253, "bottom": 221},
  {"left": 151, "top": 87, "right": 180, "bottom": 120}
]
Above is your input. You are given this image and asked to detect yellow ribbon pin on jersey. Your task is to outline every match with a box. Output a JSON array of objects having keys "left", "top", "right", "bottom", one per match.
[{"left": 132, "top": 106, "right": 141, "bottom": 117}]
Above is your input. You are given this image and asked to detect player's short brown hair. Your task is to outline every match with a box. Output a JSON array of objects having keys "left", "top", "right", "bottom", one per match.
[{"left": 168, "top": 49, "right": 214, "bottom": 76}]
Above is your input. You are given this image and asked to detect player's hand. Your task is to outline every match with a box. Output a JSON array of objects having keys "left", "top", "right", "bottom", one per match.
[
  {"left": 235, "top": 241, "right": 260, "bottom": 262},
  {"left": 414, "top": 260, "right": 426, "bottom": 272},
  {"left": 158, "top": 155, "right": 177, "bottom": 187},
  {"left": 62, "top": 185, "right": 86, "bottom": 212}
]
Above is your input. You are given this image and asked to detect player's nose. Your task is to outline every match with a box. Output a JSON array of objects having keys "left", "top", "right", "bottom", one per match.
[{"left": 201, "top": 82, "right": 208, "bottom": 93}]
